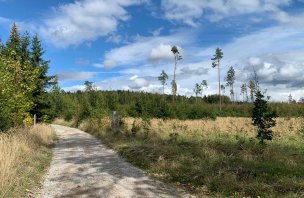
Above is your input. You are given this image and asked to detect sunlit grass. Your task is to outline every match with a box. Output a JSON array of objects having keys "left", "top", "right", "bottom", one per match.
[
  {"left": 0, "top": 124, "right": 54, "bottom": 197},
  {"left": 77, "top": 117, "right": 304, "bottom": 197}
]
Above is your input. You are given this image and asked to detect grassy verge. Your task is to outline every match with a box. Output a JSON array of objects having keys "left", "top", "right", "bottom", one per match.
[
  {"left": 75, "top": 117, "right": 304, "bottom": 197},
  {"left": 0, "top": 124, "right": 55, "bottom": 198}
]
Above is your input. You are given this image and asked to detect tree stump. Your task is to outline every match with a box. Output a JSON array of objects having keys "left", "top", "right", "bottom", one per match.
[{"left": 111, "top": 111, "right": 119, "bottom": 133}]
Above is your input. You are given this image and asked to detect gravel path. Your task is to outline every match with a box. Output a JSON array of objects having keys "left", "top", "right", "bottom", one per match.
[{"left": 40, "top": 125, "right": 190, "bottom": 198}]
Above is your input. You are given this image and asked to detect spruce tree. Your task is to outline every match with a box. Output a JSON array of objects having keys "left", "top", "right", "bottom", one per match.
[
  {"left": 30, "top": 35, "right": 56, "bottom": 120},
  {"left": 252, "top": 91, "right": 277, "bottom": 144}
]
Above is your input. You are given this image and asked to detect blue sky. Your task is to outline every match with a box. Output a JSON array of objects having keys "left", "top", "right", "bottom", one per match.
[{"left": 0, "top": 0, "right": 304, "bottom": 101}]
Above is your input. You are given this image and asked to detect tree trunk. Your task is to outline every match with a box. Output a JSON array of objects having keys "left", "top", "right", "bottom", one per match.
[
  {"left": 218, "top": 60, "right": 221, "bottom": 112},
  {"left": 173, "top": 57, "right": 177, "bottom": 102}
]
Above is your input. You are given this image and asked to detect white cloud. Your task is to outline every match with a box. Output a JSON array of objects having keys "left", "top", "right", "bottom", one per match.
[
  {"left": 149, "top": 44, "right": 173, "bottom": 61},
  {"left": 57, "top": 71, "right": 97, "bottom": 82},
  {"left": 161, "top": 0, "right": 293, "bottom": 26},
  {"left": 106, "top": 34, "right": 122, "bottom": 44},
  {"left": 103, "top": 59, "right": 118, "bottom": 69},
  {"left": 134, "top": 77, "right": 148, "bottom": 87},
  {"left": 62, "top": 85, "right": 85, "bottom": 92},
  {"left": 93, "top": 63, "right": 103, "bottom": 68},
  {"left": 102, "top": 31, "right": 193, "bottom": 68},
  {"left": 38, "top": 0, "right": 147, "bottom": 47}
]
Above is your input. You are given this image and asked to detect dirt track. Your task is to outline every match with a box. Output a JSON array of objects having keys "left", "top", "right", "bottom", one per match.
[{"left": 39, "top": 125, "right": 190, "bottom": 198}]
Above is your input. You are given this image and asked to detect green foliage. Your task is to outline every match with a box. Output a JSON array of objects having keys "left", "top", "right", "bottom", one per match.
[
  {"left": 0, "top": 23, "right": 54, "bottom": 130},
  {"left": 252, "top": 91, "right": 277, "bottom": 144},
  {"left": 226, "top": 66, "right": 235, "bottom": 101}
]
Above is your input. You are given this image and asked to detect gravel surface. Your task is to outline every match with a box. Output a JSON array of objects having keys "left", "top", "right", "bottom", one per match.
[{"left": 39, "top": 125, "right": 192, "bottom": 198}]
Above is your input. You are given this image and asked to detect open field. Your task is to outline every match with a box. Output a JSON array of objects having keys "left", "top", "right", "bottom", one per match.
[
  {"left": 0, "top": 124, "right": 55, "bottom": 198},
  {"left": 68, "top": 117, "right": 304, "bottom": 197}
]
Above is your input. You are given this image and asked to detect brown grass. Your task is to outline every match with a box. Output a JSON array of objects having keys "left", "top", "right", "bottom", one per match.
[
  {"left": 123, "top": 117, "right": 304, "bottom": 141},
  {"left": 0, "top": 124, "right": 54, "bottom": 197}
]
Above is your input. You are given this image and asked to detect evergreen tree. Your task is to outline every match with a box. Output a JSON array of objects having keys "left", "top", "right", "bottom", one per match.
[
  {"left": 30, "top": 35, "right": 56, "bottom": 120},
  {"left": 211, "top": 48, "right": 223, "bottom": 111},
  {"left": 171, "top": 46, "right": 182, "bottom": 102},
  {"left": 20, "top": 32, "right": 30, "bottom": 64},
  {"left": 252, "top": 91, "right": 277, "bottom": 144},
  {"left": 5, "top": 23, "right": 21, "bottom": 56}
]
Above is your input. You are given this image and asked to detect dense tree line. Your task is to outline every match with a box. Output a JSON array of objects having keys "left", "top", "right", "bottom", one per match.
[
  {"left": 47, "top": 84, "right": 304, "bottom": 127},
  {"left": 0, "top": 24, "right": 55, "bottom": 130}
]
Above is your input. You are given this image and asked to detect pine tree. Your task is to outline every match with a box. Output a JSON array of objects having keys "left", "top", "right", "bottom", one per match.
[
  {"left": 171, "top": 46, "right": 182, "bottom": 102},
  {"left": 211, "top": 48, "right": 223, "bottom": 111}
]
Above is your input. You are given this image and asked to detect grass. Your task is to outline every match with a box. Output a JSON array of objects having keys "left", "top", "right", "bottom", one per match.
[
  {"left": 74, "top": 117, "right": 304, "bottom": 197},
  {"left": 0, "top": 124, "right": 55, "bottom": 198}
]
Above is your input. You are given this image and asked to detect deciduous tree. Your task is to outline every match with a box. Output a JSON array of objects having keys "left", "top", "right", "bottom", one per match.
[
  {"left": 158, "top": 70, "right": 168, "bottom": 95},
  {"left": 226, "top": 66, "right": 235, "bottom": 102}
]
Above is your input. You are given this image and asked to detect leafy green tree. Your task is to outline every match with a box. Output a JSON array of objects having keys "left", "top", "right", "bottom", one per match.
[
  {"left": 0, "top": 50, "right": 37, "bottom": 127},
  {"left": 158, "top": 70, "right": 168, "bottom": 95},
  {"left": 252, "top": 91, "right": 277, "bottom": 144},
  {"left": 226, "top": 66, "right": 235, "bottom": 102},
  {"left": 211, "top": 48, "right": 223, "bottom": 111},
  {"left": 171, "top": 46, "right": 182, "bottom": 102}
]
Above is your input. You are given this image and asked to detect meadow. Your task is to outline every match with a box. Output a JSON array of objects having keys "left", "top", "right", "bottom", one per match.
[
  {"left": 55, "top": 116, "right": 304, "bottom": 197},
  {"left": 0, "top": 125, "right": 55, "bottom": 198}
]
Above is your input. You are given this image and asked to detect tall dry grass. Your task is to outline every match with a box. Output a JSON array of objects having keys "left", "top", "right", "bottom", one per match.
[
  {"left": 0, "top": 124, "right": 54, "bottom": 194},
  {"left": 123, "top": 117, "right": 304, "bottom": 140}
]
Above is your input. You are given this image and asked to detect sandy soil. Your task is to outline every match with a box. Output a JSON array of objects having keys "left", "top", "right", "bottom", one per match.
[{"left": 39, "top": 125, "right": 192, "bottom": 198}]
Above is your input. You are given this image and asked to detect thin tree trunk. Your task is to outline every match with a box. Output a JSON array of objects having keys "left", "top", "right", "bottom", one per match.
[
  {"left": 173, "top": 57, "right": 177, "bottom": 102},
  {"left": 218, "top": 59, "right": 221, "bottom": 112}
]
